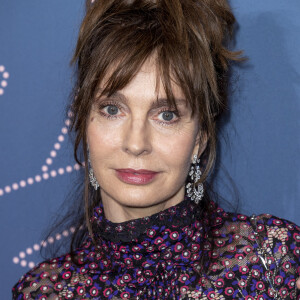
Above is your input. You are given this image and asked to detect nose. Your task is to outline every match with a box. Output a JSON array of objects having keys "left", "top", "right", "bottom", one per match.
[{"left": 122, "top": 118, "right": 152, "bottom": 156}]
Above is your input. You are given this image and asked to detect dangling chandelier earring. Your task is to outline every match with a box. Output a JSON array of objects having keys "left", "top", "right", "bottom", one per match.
[
  {"left": 88, "top": 152, "right": 99, "bottom": 190},
  {"left": 186, "top": 154, "right": 204, "bottom": 204}
]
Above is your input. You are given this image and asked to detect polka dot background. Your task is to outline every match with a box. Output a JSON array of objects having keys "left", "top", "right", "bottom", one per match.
[
  {"left": 0, "top": 65, "right": 9, "bottom": 96},
  {"left": 0, "top": 1, "right": 299, "bottom": 298}
]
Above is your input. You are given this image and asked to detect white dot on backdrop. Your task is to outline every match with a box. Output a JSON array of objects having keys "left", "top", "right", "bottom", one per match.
[
  {"left": 68, "top": 111, "right": 73, "bottom": 118},
  {"left": 50, "top": 150, "right": 57, "bottom": 157},
  {"left": 42, "top": 173, "right": 49, "bottom": 180},
  {"left": 41, "top": 165, "right": 48, "bottom": 172},
  {"left": 56, "top": 233, "right": 62, "bottom": 240},
  {"left": 66, "top": 166, "right": 72, "bottom": 173},
  {"left": 26, "top": 248, "right": 33, "bottom": 255},
  {"left": 1, "top": 80, "right": 7, "bottom": 87},
  {"left": 27, "top": 178, "right": 34, "bottom": 185},
  {"left": 0, "top": 88, "right": 3, "bottom": 95},
  {"left": 65, "top": 119, "right": 71, "bottom": 126},
  {"left": 4, "top": 186, "right": 11, "bottom": 193},
  {"left": 62, "top": 230, "right": 69, "bottom": 237},
  {"left": 58, "top": 168, "right": 64, "bottom": 175},
  {"left": 50, "top": 170, "right": 57, "bottom": 177},
  {"left": 20, "top": 180, "right": 26, "bottom": 187},
  {"left": 40, "top": 240, "right": 47, "bottom": 247},
  {"left": 20, "top": 260, "right": 27, "bottom": 267},
  {"left": 54, "top": 143, "right": 61, "bottom": 150},
  {"left": 46, "top": 158, "right": 53, "bottom": 165},
  {"left": 13, "top": 257, "right": 19, "bottom": 264},
  {"left": 62, "top": 127, "right": 68, "bottom": 134},
  {"left": 74, "top": 164, "right": 80, "bottom": 171},
  {"left": 28, "top": 262, "right": 35, "bottom": 268},
  {"left": 0, "top": 189, "right": 3, "bottom": 196},
  {"left": 58, "top": 135, "right": 64, "bottom": 142},
  {"left": 35, "top": 175, "right": 42, "bottom": 182},
  {"left": 19, "top": 251, "right": 26, "bottom": 259},
  {"left": 48, "top": 237, "right": 54, "bottom": 244},
  {"left": 3, "top": 72, "right": 9, "bottom": 79},
  {"left": 70, "top": 227, "right": 75, "bottom": 233},
  {"left": 12, "top": 183, "right": 19, "bottom": 190},
  {"left": 0, "top": 65, "right": 4, "bottom": 72},
  {"left": 33, "top": 244, "right": 40, "bottom": 251}
]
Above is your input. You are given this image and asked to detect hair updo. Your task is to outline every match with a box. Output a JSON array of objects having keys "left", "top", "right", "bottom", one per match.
[{"left": 68, "top": 0, "right": 242, "bottom": 254}]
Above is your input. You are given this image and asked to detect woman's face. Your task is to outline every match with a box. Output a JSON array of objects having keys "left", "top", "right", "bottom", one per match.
[{"left": 87, "top": 56, "right": 205, "bottom": 222}]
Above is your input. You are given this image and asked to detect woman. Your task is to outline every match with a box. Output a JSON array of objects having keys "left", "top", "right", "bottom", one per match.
[{"left": 13, "top": 0, "right": 300, "bottom": 299}]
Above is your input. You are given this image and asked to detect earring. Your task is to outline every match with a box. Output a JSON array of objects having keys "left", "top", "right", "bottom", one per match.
[
  {"left": 88, "top": 153, "right": 99, "bottom": 190},
  {"left": 186, "top": 154, "right": 204, "bottom": 204}
]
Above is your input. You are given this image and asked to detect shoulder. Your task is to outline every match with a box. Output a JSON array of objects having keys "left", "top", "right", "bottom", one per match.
[
  {"left": 210, "top": 208, "right": 300, "bottom": 296},
  {"left": 213, "top": 208, "right": 300, "bottom": 271},
  {"left": 214, "top": 204, "right": 300, "bottom": 246},
  {"left": 219, "top": 210, "right": 300, "bottom": 254},
  {"left": 248, "top": 213, "right": 300, "bottom": 268},
  {"left": 12, "top": 243, "right": 90, "bottom": 299},
  {"left": 252, "top": 213, "right": 300, "bottom": 247},
  {"left": 235, "top": 212, "right": 299, "bottom": 253}
]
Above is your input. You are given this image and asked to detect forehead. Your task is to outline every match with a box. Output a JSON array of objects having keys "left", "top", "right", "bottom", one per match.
[
  {"left": 126, "top": 59, "right": 184, "bottom": 99},
  {"left": 99, "top": 55, "right": 186, "bottom": 105}
]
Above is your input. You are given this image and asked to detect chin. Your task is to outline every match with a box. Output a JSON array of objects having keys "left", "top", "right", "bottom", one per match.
[
  {"left": 116, "top": 189, "right": 164, "bottom": 208},
  {"left": 117, "top": 185, "right": 182, "bottom": 208}
]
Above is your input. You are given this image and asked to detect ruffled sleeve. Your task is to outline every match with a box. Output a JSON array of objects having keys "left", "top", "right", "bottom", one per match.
[
  {"left": 12, "top": 252, "right": 86, "bottom": 300},
  {"left": 12, "top": 260, "right": 60, "bottom": 299},
  {"left": 208, "top": 210, "right": 300, "bottom": 298},
  {"left": 250, "top": 213, "right": 300, "bottom": 296}
]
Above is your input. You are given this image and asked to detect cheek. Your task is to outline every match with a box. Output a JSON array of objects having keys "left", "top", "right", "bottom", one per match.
[
  {"left": 156, "top": 130, "right": 197, "bottom": 172},
  {"left": 87, "top": 120, "right": 121, "bottom": 159}
]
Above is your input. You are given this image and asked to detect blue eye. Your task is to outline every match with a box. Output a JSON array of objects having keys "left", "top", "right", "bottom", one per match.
[
  {"left": 159, "top": 111, "right": 176, "bottom": 121},
  {"left": 106, "top": 105, "right": 119, "bottom": 115}
]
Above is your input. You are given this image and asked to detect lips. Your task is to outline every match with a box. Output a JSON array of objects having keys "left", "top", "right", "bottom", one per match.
[
  {"left": 117, "top": 169, "right": 157, "bottom": 174},
  {"left": 115, "top": 169, "right": 159, "bottom": 185}
]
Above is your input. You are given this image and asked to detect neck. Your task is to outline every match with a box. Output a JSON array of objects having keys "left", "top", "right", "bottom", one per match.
[{"left": 101, "top": 187, "right": 185, "bottom": 223}]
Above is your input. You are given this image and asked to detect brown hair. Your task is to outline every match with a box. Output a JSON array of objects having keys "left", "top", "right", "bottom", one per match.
[{"left": 69, "top": 0, "right": 243, "bottom": 252}]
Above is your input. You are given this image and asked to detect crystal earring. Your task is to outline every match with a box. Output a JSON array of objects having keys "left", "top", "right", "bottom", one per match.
[
  {"left": 186, "top": 154, "right": 204, "bottom": 204},
  {"left": 88, "top": 153, "right": 99, "bottom": 190}
]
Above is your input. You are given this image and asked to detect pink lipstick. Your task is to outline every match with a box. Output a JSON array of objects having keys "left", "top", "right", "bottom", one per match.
[{"left": 115, "top": 169, "right": 159, "bottom": 185}]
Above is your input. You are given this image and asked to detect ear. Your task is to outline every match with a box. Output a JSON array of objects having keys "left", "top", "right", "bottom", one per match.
[{"left": 192, "top": 130, "right": 208, "bottom": 159}]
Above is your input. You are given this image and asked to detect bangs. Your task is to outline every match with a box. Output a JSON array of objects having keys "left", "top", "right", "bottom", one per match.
[
  {"left": 96, "top": 49, "right": 192, "bottom": 113},
  {"left": 80, "top": 3, "right": 200, "bottom": 116}
]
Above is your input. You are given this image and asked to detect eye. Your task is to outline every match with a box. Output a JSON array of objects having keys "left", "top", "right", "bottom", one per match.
[
  {"left": 104, "top": 105, "right": 119, "bottom": 115},
  {"left": 97, "top": 100, "right": 125, "bottom": 120},
  {"left": 158, "top": 111, "right": 177, "bottom": 122}
]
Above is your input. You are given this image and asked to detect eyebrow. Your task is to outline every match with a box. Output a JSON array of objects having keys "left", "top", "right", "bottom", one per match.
[
  {"left": 150, "top": 98, "right": 187, "bottom": 110},
  {"left": 101, "top": 91, "right": 128, "bottom": 103},
  {"left": 99, "top": 91, "right": 187, "bottom": 109}
]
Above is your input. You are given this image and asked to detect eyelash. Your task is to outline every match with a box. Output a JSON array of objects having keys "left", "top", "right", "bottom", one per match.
[
  {"left": 156, "top": 108, "right": 181, "bottom": 126},
  {"left": 98, "top": 101, "right": 123, "bottom": 120},
  {"left": 98, "top": 101, "right": 181, "bottom": 125}
]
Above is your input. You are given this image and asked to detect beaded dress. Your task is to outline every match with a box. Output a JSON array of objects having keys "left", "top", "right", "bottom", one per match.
[{"left": 13, "top": 197, "right": 300, "bottom": 299}]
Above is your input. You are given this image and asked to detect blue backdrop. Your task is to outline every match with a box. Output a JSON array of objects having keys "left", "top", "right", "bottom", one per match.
[{"left": 0, "top": 1, "right": 299, "bottom": 298}]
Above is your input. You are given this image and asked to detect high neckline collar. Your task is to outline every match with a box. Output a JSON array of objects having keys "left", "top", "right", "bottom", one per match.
[{"left": 91, "top": 197, "right": 200, "bottom": 243}]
